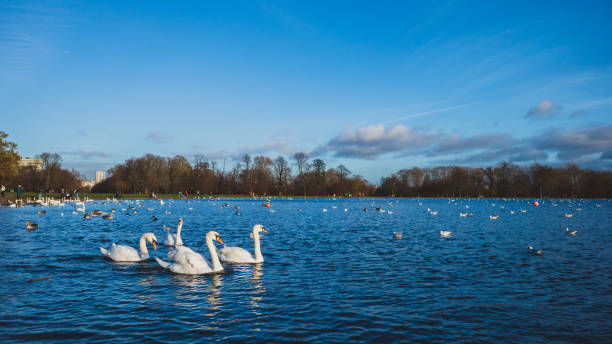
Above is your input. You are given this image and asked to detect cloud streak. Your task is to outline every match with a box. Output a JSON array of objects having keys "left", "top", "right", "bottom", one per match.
[
  {"left": 380, "top": 103, "right": 473, "bottom": 125},
  {"left": 60, "top": 150, "right": 111, "bottom": 160},
  {"left": 146, "top": 132, "right": 174, "bottom": 144}
]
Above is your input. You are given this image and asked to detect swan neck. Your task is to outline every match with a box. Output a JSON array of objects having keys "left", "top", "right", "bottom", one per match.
[
  {"left": 207, "top": 235, "right": 223, "bottom": 271},
  {"left": 253, "top": 231, "right": 263, "bottom": 262},
  {"left": 139, "top": 235, "right": 149, "bottom": 259},
  {"left": 176, "top": 223, "right": 183, "bottom": 238}
]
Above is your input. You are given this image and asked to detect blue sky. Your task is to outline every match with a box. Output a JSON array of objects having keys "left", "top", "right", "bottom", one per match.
[{"left": 2, "top": 1, "right": 611, "bottom": 182}]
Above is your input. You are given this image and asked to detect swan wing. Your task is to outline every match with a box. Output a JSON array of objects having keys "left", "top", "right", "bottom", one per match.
[
  {"left": 105, "top": 244, "right": 141, "bottom": 262},
  {"left": 219, "top": 246, "right": 255, "bottom": 263},
  {"left": 165, "top": 246, "right": 212, "bottom": 274}
]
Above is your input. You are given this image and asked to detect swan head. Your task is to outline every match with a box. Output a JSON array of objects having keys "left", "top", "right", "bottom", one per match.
[
  {"left": 143, "top": 232, "right": 158, "bottom": 250},
  {"left": 253, "top": 224, "right": 267, "bottom": 233},
  {"left": 206, "top": 231, "right": 223, "bottom": 245}
]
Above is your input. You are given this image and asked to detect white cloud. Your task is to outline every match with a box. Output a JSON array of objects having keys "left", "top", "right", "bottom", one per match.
[
  {"left": 316, "top": 124, "right": 440, "bottom": 159},
  {"left": 526, "top": 99, "right": 562, "bottom": 118}
]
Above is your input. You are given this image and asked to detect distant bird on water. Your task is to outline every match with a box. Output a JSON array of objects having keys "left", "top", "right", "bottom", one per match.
[
  {"left": 393, "top": 232, "right": 403, "bottom": 239},
  {"left": 440, "top": 230, "right": 452, "bottom": 237},
  {"left": 152, "top": 216, "right": 158, "bottom": 221},
  {"left": 566, "top": 227, "right": 578, "bottom": 235},
  {"left": 26, "top": 221, "right": 38, "bottom": 230},
  {"left": 37, "top": 210, "right": 46, "bottom": 215},
  {"left": 528, "top": 246, "right": 543, "bottom": 255}
]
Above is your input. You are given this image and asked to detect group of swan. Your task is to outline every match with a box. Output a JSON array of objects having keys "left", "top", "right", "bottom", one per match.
[{"left": 100, "top": 220, "right": 267, "bottom": 275}]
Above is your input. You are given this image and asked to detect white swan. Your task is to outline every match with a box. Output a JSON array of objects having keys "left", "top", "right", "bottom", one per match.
[
  {"left": 163, "top": 218, "right": 183, "bottom": 246},
  {"left": 440, "top": 230, "right": 452, "bottom": 237},
  {"left": 219, "top": 225, "right": 267, "bottom": 264},
  {"left": 155, "top": 231, "right": 224, "bottom": 274},
  {"left": 100, "top": 232, "right": 157, "bottom": 262}
]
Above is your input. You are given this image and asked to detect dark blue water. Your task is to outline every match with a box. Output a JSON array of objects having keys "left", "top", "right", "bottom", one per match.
[{"left": 1, "top": 198, "right": 610, "bottom": 343}]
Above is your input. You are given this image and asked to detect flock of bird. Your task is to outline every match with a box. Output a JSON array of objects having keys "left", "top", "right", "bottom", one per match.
[
  {"left": 98, "top": 216, "right": 268, "bottom": 275},
  {"left": 17, "top": 196, "right": 590, "bottom": 269}
]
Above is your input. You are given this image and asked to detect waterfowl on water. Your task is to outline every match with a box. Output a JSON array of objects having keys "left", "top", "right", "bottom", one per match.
[
  {"left": 163, "top": 219, "right": 183, "bottom": 247},
  {"left": 566, "top": 227, "right": 578, "bottom": 235},
  {"left": 102, "top": 213, "right": 113, "bottom": 220},
  {"left": 84, "top": 213, "right": 91, "bottom": 219},
  {"left": 37, "top": 210, "right": 46, "bottom": 215},
  {"left": 156, "top": 231, "right": 224, "bottom": 274},
  {"left": 393, "top": 232, "right": 403, "bottom": 239},
  {"left": 152, "top": 216, "right": 158, "bottom": 221},
  {"left": 440, "top": 230, "right": 452, "bottom": 237},
  {"left": 26, "top": 221, "right": 38, "bottom": 230},
  {"left": 528, "top": 246, "right": 543, "bottom": 255},
  {"left": 100, "top": 233, "right": 157, "bottom": 262},
  {"left": 219, "top": 225, "right": 267, "bottom": 264}
]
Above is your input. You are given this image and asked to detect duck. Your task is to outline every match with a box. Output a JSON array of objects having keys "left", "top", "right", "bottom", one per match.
[
  {"left": 152, "top": 216, "right": 158, "bottom": 221},
  {"left": 156, "top": 231, "right": 224, "bottom": 274},
  {"left": 393, "top": 232, "right": 403, "bottom": 239},
  {"left": 37, "top": 209, "right": 46, "bottom": 215},
  {"left": 219, "top": 225, "right": 267, "bottom": 264},
  {"left": 163, "top": 218, "right": 183, "bottom": 247},
  {"left": 26, "top": 221, "right": 38, "bottom": 230},
  {"left": 489, "top": 215, "right": 500, "bottom": 220},
  {"left": 100, "top": 233, "right": 157, "bottom": 262},
  {"left": 528, "top": 246, "right": 543, "bottom": 255},
  {"left": 84, "top": 213, "right": 91, "bottom": 219},
  {"left": 102, "top": 213, "right": 113, "bottom": 220},
  {"left": 440, "top": 230, "right": 452, "bottom": 237},
  {"left": 566, "top": 227, "right": 578, "bottom": 235}
]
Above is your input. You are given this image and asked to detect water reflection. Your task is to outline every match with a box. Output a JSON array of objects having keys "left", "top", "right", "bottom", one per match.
[
  {"left": 206, "top": 274, "right": 223, "bottom": 313},
  {"left": 250, "top": 264, "right": 265, "bottom": 313}
]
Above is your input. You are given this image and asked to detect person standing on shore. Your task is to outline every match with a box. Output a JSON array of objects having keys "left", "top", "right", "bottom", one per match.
[
  {"left": 17, "top": 185, "right": 22, "bottom": 199},
  {"left": 1, "top": 184, "right": 5, "bottom": 198}
]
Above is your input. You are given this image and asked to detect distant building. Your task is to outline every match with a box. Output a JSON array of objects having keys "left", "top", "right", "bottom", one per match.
[
  {"left": 81, "top": 180, "right": 95, "bottom": 189},
  {"left": 18, "top": 158, "right": 43, "bottom": 171},
  {"left": 95, "top": 170, "right": 105, "bottom": 183}
]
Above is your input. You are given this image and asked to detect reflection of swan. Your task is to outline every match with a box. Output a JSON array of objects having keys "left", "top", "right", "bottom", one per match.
[
  {"left": 219, "top": 225, "right": 267, "bottom": 264},
  {"left": 100, "top": 233, "right": 157, "bottom": 262},
  {"left": 163, "top": 219, "right": 183, "bottom": 246},
  {"left": 156, "top": 231, "right": 224, "bottom": 274}
]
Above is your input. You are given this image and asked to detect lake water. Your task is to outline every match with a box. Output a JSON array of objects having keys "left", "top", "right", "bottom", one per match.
[{"left": 0, "top": 198, "right": 610, "bottom": 343}]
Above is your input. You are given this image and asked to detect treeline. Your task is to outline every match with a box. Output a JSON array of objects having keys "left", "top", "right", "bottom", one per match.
[
  {"left": 92, "top": 153, "right": 372, "bottom": 196},
  {"left": 94, "top": 154, "right": 612, "bottom": 198},
  {"left": 12, "top": 153, "right": 84, "bottom": 193},
  {"left": 2, "top": 131, "right": 611, "bottom": 198},
  {"left": 376, "top": 162, "right": 612, "bottom": 198}
]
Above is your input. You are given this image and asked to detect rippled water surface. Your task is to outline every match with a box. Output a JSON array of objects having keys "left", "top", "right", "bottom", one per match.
[{"left": 1, "top": 198, "right": 611, "bottom": 343}]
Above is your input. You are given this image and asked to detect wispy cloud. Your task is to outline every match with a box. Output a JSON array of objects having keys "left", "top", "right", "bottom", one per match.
[
  {"left": 0, "top": 3, "right": 74, "bottom": 80},
  {"left": 380, "top": 103, "right": 473, "bottom": 125},
  {"left": 60, "top": 150, "right": 111, "bottom": 160},
  {"left": 146, "top": 132, "right": 174, "bottom": 144}
]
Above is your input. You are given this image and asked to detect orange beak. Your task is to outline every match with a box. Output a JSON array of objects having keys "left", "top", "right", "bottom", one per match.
[
  {"left": 262, "top": 227, "right": 267, "bottom": 233},
  {"left": 152, "top": 240, "right": 157, "bottom": 250},
  {"left": 216, "top": 236, "right": 223, "bottom": 245}
]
